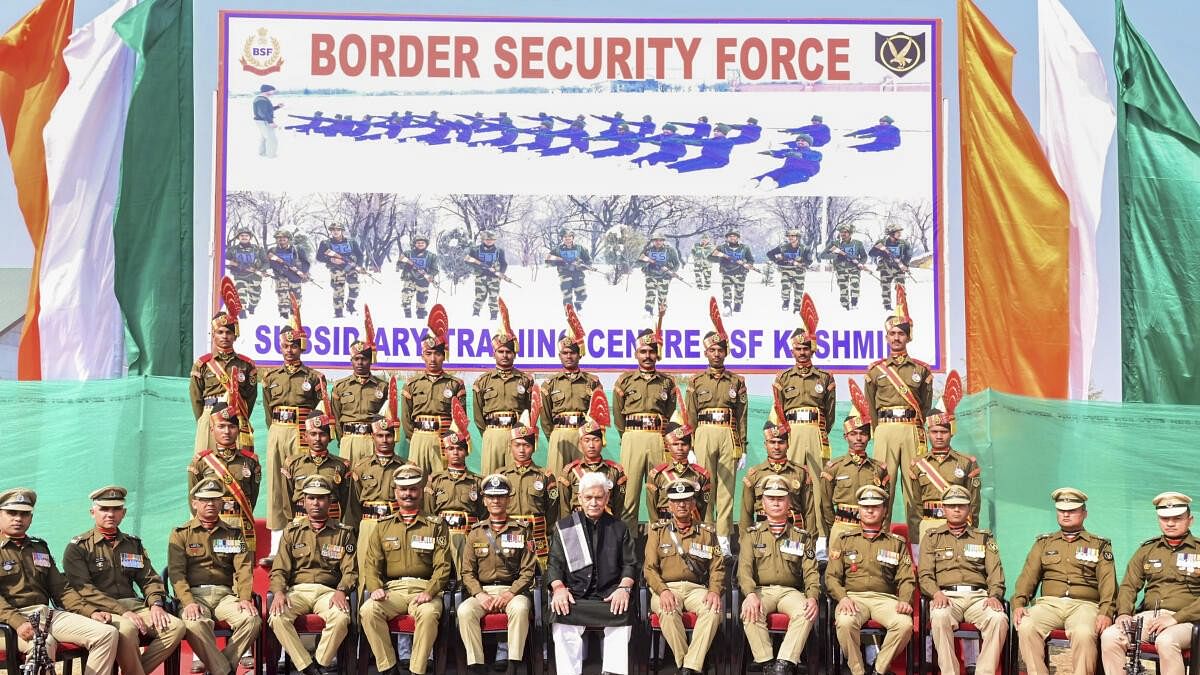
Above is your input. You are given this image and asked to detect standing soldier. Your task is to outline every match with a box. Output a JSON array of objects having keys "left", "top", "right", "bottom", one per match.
[
  {"left": 330, "top": 307, "right": 388, "bottom": 464},
  {"left": 423, "top": 415, "right": 484, "bottom": 571},
  {"left": 252, "top": 84, "right": 281, "bottom": 158},
  {"left": 767, "top": 229, "right": 812, "bottom": 312},
  {"left": 646, "top": 420, "right": 713, "bottom": 527},
  {"left": 910, "top": 371, "right": 981, "bottom": 545},
  {"left": 315, "top": 223, "right": 364, "bottom": 318},
  {"left": 190, "top": 277, "right": 258, "bottom": 455},
  {"left": 865, "top": 292, "right": 933, "bottom": 537},
  {"left": 539, "top": 305, "right": 602, "bottom": 474},
  {"left": 226, "top": 228, "right": 265, "bottom": 316},
  {"left": 188, "top": 400, "right": 262, "bottom": 552},
  {"left": 0, "top": 488, "right": 119, "bottom": 675},
  {"left": 168, "top": 481, "right": 260, "bottom": 675},
  {"left": 473, "top": 299, "right": 534, "bottom": 475},
  {"left": 457, "top": 474, "right": 538, "bottom": 675},
  {"left": 869, "top": 224, "right": 913, "bottom": 311},
  {"left": 465, "top": 230, "right": 508, "bottom": 320},
  {"left": 557, "top": 390, "right": 627, "bottom": 517},
  {"left": 283, "top": 411, "right": 355, "bottom": 525},
  {"left": 709, "top": 230, "right": 756, "bottom": 316},
  {"left": 63, "top": 487, "right": 186, "bottom": 675},
  {"left": 644, "top": 480, "right": 725, "bottom": 675},
  {"left": 638, "top": 234, "right": 681, "bottom": 318},
  {"left": 396, "top": 234, "right": 439, "bottom": 320},
  {"left": 349, "top": 394, "right": 405, "bottom": 573},
  {"left": 545, "top": 229, "right": 592, "bottom": 311},
  {"left": 500, "top": 421, "right": 559, "bottom": 567},
  {"left": 266, "top": 230, "right": 311, "bottom": 319},
  {"left": 360, "top": 465, "right": 452, "bottom": 675},
  {"left": 821, "top": 383, "right": 890, "bottom": 546},
  {"left": 266, "top": 476, "right": 356, "bottom": 675},
  {"left": 738, "top": 476, "right": 822, "bottom": 675},
  {"left": 918, "top": 485, "right": 1008, "bottom": 675},
  {"left": 772, "top": 294, "right": 835, "bottom": 532},
  {"left": 1100, "top": 492, "right": 1200, "bottom": 675},
  {"left": 1013, "top": 488, "right": 1116, "bottom": 675},
  {"left": 822, "top": 224, "right": 869, "bottom": 311},
  {"left": 260, "top": 296, "right": 325, "bottom": 545},
  {"left": 740, "top": 418, "right": 818, "bottom": 539},
  {"left": 401, "top": 305, "right": 467, "bottom": 475},
  {"left": 690, "top": 233, "right": 714, "bottom": 290},
  {"left": 827, "top": 485, "right": 915, "bottom": 675},
  {"left": 686, "top": 298, "right": 747, "bottom": 546},
  {"left": 612, "top": 311, "right": 678, "bottom": 534}
]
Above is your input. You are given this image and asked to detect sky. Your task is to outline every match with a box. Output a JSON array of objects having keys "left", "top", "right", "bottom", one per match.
[{"left": 0, "top": 0, "right": 1197, "bottom": 399}]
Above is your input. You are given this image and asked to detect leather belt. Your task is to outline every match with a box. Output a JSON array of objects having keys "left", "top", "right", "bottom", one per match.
[
  {"left": 697, "top": 408, "right": 733, "bottom": 426},
  {"left": 203, "top": 397, "right": 219, "bottom": 406},
  {"left": 360, "top": 500, "right": 397, "bottom": 520},
  {"left": 485, "top": 411, "right": 519, "bottom": 428},
  {"left": 879, "top": 406, "right": 917, "bottom": 421},
  {"left": 923, "top": 501, "right": 946, "bottom": 519},
  {"left": 834, "top": 504, "right": 860, "bottom": 523},
  {"left": 271, "top": 406, "right": 310, "bottom": 424},
  {"left": 553, "top": 412, "right": 586, "bottom": 428},
  {"left": 414, "top": 415, "right": 450, "bottom": 432},
  {"left": 623, "top": 414, "right": 664, "bottom": 431},
  {"left": 440, "top": 511, "right": 477, "bottom": 533},
  {"left": 785, "top": 407, "right": 820, "bottom": 424},
  {"left": 341, "top": 422, "right": 372, "bottom": 435},
  {"left": 942, "top": 585, "right": 984, "bottom": 593}
]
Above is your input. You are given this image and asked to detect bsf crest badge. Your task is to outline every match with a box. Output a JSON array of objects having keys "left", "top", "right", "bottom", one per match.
[
  {"left": 875, "top": 32, "right": 926, "bottom": 78},
  {"left": 241, "top": 27, "right": 284, "bottom": 76}
]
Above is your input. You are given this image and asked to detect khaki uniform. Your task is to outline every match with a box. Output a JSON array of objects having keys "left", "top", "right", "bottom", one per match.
[
  {"left": 827, "top": 530, "right": 916, "bottom": 675},
  {"left": 456, "top": 519, "right": 538, "bottom": 664},
  {"left": 166, "top": 519, "right": 259, "bottom": 675},
  {"left": 538, "top": 370, "right": 602, "bottom": 474},
  {"left": 63, "top": 528, "right": 186, "bottom": 675},
  {"left": 644, "top": 520, "right": 726, "bottom": 671},
  {"left": 283, "top": 452, "right": 355, "bottom": 523},
  {"left": 330, "top": 373, "right": 388, "bottom": 464},
  {"left": 558, "top": 458, "right": 628, "bottom": 517},
  {"left": 918, "top": 525, "right": 1008, "bottom": 675},
  {"left": 401, "top": 372, "right": 467, "bottom": 475},
  {"left": 685, "top": 367, "right": 748, "bottom": 537},
  {"left": 0, "top": 535, "right": 119, "bottom": 675},
  {"left": 423, "top": 468, "right": 484, "bottom": 570},
  {"left": 189, "top": 351, "right": 258, "bottom": 453},
  {"left": 1100, "top": 533, "right": 1200, "bottom": 675},
  {"left": 350, "top": 453, "right": 404, "bottom": 573},
  {"left": 773, "top": 364, "right": 836, "bottom": 534},
  {"left": 737, "top": 522, "right": 821, "bottom": 665},
  {"left": 261, "top": 364, "right": 324, "bottom": 529},
  {"left": 361, "top": 514, "right": 452, "bottom": 675},
  {"left": 740, "top": 460, "right": 818, "bottom": 536},
  {"left": 472, "top": 367, "right": 534, "bottom": 475},
  {"left": 821, "top": 453, "right": 891, "bottom": 544},
  {"left": 187, "top": 446, "right": 262, "bottom": 546},
  {"left": 1013, "top": 530, "right": 1116, "bottom": 675},
  {"left": 647, "top": 461, "right": 712, "bottom": 522},
  {"left": 865, "top": 355, "right": 933, "bottom": 535},
  {"left": 499, "top": 463, "right": 559, "bottom": 562},
  {"left": 267, "top": 519, "right": 358, "bottom": 671},
  {"left": 908, "top": 449, "right": 981, "bottom": 541},
  {"left": 613, "top": 370, "right": 678, "bottom": 531}
]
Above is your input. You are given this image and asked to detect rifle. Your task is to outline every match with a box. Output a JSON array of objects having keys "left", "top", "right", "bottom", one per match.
[
  {"left": 323, "top": 250, "right": 382, "bottom": 283},
  {"left": 23, "top": 609, "right": 54, "bottom": 675},
  {"left": 826, "top": 244, "right": 881, "bottom": 281},
  {"left": 638, "top": 256, "right": 693, "bottom": 288},
  {"left": 464, "top": 256, "right": 522, "bottom": 288},
  {"left": 545, "top": 253, "right": 599, "bottom": 273},
  {"left": 396, "top": 254, "right": 445, "bottom": 291},
  {"left": 871, "top": 241, "right": 917, "bottom": 281},
  {"left": 267, "top": 253, "right": 323, "bottom": 289},
  {"left": 1124, "top": 614, "right": 1146, "bottom": 675},
  {"left": 710, "top": 248, "right": 765, "bottom": 276}
]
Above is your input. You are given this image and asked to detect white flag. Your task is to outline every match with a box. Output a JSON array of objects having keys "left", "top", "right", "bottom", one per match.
[{"left": 1038, "top": 0, "right": 1115, "bottom": 399}]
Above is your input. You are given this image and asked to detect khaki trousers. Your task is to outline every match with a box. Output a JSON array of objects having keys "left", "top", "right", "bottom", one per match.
[
  {"left": 481, "top": 427, "right": 511, "bottom": 476},
  {"left": 194, "top": 407, "right": 215, "bottom": 455},
  {"left": 337, "top": 433, "right": 375, "bottom": 466},
  {"left": 181, "top": 586, "right": 261, "bottom": 675},
  {"left": 267, "top": 583, "right": 350, "bottom": 670},
  {"left": 1101, "top": 609, "right": 1193, "bottom": 675},
  {"left": 456, "top": 584, "right": 532, "bottom": 665},
  {"left": 407, "top": 430, "right": 445, "bottom": 477},
  {"left": 267, "top": 423, "right": 301, "bottom": 530},
  {"left": 743, "top": 585, "right": 815, "bottom": 665},
  {"left": 928, "top": 591, "right": 1008, "bottom": 675},
  {"left": 786, "top": 423, "right": 829, "bottom": 536},
  {"left": 545, "top": 427, "right": 581, "bottom": 476},
  {"left": 650, "top": 580, "right": 721, "bottom": 671},
  {"left": 834, "top": 591, "right": 913, "bottom": 675},
  {"left": 618, "top": 429, "right": 665, "bottom": 532},
  {"left": 872, "top": 422, "right": 923, "bottom": 536},
  {"left": 356, "top": 519, "right": 381, "bottom": 578},
  {"left": 106, "top": 597, "right": 186, "bottom": 675},
  {"left": 694, "top": 424, "right": 737, "bottom": 537},
  {"left": 361, "top": 578, "right": 442, "bottom": 674},
  {"left": 16, "top": 605, "right": 119, "bottom": 675},
  {"left": 1016, "top": 596, "right": 1099, "bottom": 675}
]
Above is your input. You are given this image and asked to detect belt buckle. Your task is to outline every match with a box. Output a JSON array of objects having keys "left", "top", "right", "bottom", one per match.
[
  {"left": 710, "top": 412, "right": 726, "bottom": 421},
  {"left": 371, "top": 504, "right": 389, "bottom": 516},
  {"left": 279, "top": 410, "right": 295, "bottom": 422},
  {"left": 497, "top": 415, "right": 513, "bottom": 425}
]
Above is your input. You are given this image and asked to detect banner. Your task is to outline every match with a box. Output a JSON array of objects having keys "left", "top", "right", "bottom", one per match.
[{"left": 214, "top": 13, "right": 944, "bottom": 372}]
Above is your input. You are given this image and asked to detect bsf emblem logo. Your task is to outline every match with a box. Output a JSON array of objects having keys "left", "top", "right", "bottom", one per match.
[
  {"left": 241, "top": 27, "right": 284, "bottom": 76},
  {"left": 875, "top": 32, "right": 926, "bottom": 77}
]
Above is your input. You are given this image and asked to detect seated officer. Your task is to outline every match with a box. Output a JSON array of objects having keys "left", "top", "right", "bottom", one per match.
[
  {"left": 644, "top": 479, "right": 725, "bottom": 675},
  {"left": 827, "top": 485, "right": 915, "bottom": 675},
  {"left": 738, "top": 475, "right": 820, "bottom": 675},
  {"left": 168, "top": 480, "right": 259, "bottom": 675},
  {"left": 918, "top": 485, "right": 1007, "bottom": 675},
  {"left": 456, "top": 474, "right": 537, "bottom": 675},
  {"left": 267, "top": 476, "right": 356, "bottom": 675},
  {"left": 361, "top": 464, "right": 451, "bottom": 675},
  {"left": 0, "top": 488, "right": 118, "bottom": 675},
  {"left": 63, "top": 486, "right": 186, "bottom": 675}
]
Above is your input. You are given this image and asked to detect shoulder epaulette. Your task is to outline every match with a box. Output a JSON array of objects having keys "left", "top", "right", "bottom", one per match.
[
  {"left": 748, "top": 522, "right": 766, "bottom": 532},
  {"left": 285, "top": 519, "right": 306, "bottom": 531},
  {"left": 887, "top": 532, "right": 905, "bottom": 543},
  {"left": 1143, "top": 537, "right": 1161, "bottom": 547},
  {"left": 235, "top": 353, "right": 257, "bottom": 367},
  {"left": 377, "top": 514, "right": 398, "bottom": 523},
  {"left": 650, "top": 462, "right": 669, "bottom": 475},
  {"left": 604, "top": 459, "right": 622, "bottom": 470},
  {"left": 650, "top": 519, "right": 669, "bottom": 530},
  {"left": 469, "top": 520, "right": 488, "bottom": 530},
  {"left": 69, "top": 535, "right": 86, "bottom": 544},
  {"left": 241, "top": 449, "right": 258, "bottom": 460},
  {"left": 514, "top": 519, "right": 531, "bottom": 530},
  {"left": 692, "top": 464, "right": 711, "bottom": 478},
  {"left": 911, "top": 358, "right": 931, "bottom": 370},
  {"left": 196, "top": 354, "right": 214, "bottom": 366},
  {"left": 335, "top": 522, "right": 354, "bottom": 531},
  {"left": 699, "top": 523, "right": 716, "bottom": 533},
  {"left": 1036, "top": 532, "right": 1054, "bottom": 540},
  {"left": 426, "top": 516, "right": 442, "bottom": 526},
  {"left": 868, "top": 358, "right": 886, "bottom": 370},
  {"left": 977, "top": 529, "right": 993, "bottom": 537},
  {"left": 562, "top": 459, "right": 581, "bottom": 470}
]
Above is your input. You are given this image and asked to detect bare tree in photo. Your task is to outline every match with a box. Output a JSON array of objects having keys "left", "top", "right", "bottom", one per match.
[{"left": 440, "top": 194, "right": 525, "bottom": 241}]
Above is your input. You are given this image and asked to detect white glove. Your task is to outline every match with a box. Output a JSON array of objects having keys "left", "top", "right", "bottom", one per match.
[
  {"left": 815, "top": 536, "right": 828, "bottom": 562},
  {"left": 687, "top": 450, "right": 697, "bottom": 465},
  {"left": 736, "top": 455, "right": 747, "bottom": 471}
]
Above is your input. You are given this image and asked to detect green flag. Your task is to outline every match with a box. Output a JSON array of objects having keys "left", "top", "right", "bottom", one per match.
[
  {"left": 1116, "top": 0, "right": 1200, "bottom": 403},
  {"left": 112, "top": 0, "right": 193, "bottom": 376}
]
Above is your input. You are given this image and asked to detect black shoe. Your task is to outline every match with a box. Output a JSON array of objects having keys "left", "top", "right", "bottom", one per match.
[
  {"left": 490, "top": 311, "right": 498, "bottom": 320},
  {"left": 300, "top": 664, "right": 320, "bottom": 675},
  {"left": 679, "top": 669, "right": 700, "bottom": 675},
  {"left": 734, "top": 302, "right": 742, "bottom": 313},
  {"left": 404, "top": 309, "right": 412, "bottom": 318},
  {"left": 782, "top": 300, "right": 789, "bottom": 310},
  {"left": 472, "top": 309, "right": 480, "bottom": 318},
  {"left": 247, "top": 305, "right": 257, "bottom": 315},
  {"left": 574, "top": 302, "right": 583, "bottom": 310},
  {"left": 505, "top": 661, "right": 519, "bottom": 675},
  {"left": 773, "top": 660, "right": 796, "bottom": 675},
  {"left": 239, "top": 310, "right": 248, "bottom": 319},
  {"left": 467, "top": 666, "right": 488, "bottom": 675},
  {"left": 335, "top": 309, "right": 344, "bottom": 318},
  {"left": 256, "top": 555, "right": 274, "bottom": 568},
  {"left": 416, "top": 308, "right": 427, "bottom": 319},
  {"left": 752, "top": 661, "right": 774, "bottom": 673},
  {"left": 347, "top": 301, "right": 356, "bottom": 314}
]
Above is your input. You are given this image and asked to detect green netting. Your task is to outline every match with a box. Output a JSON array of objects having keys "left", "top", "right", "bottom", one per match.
[{"left": 0, "top": 378, "right": 1190, "bottom": 586}]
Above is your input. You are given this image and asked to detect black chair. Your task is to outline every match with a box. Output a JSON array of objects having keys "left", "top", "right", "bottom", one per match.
[
  {"left": 353, "top": 582, "right": 453, "bottom": 675},
  {"left": 918, "top": 595, "right": 1011, "bottom": 675}
]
